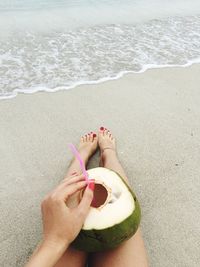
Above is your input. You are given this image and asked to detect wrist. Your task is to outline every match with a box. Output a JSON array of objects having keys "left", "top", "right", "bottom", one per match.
[
  {"left": 25, "top": 239, "right": 69, "bottom": 267},
  {"left": 41, "top": 238, "right": 69, "bottom": 253}
]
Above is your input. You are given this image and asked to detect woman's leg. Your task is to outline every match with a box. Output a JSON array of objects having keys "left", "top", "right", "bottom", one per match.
[
  {"left": 55, "top": 132, "right": 98, "bottom": 267},
  {"left": 89, "top": 128, "right": 149, "bottom": 267}
]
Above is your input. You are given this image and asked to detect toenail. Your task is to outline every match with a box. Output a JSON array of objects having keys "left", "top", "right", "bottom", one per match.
[
  {"left": 100, "top": 127, "right": 104, "bottom": 130},
  {"left": 93, "top": 133, "right": 97, "bottom": 137}
]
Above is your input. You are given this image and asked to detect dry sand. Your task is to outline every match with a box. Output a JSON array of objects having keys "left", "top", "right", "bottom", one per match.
[{"left": 0, "top": 64, "right": 200, "bottom": 267}]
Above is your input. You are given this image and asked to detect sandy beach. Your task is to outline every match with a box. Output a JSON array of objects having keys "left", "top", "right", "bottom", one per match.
[{"left": 0, "top": 64, "right": 200, "bottom": 267}]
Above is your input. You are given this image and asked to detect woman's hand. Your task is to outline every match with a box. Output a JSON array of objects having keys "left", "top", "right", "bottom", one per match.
[
  {"left": 41, "top": 173, "right": 94, "bottom": 248},
  {"left": 25, "top": 173, "right": 94, "bottom": 267}
]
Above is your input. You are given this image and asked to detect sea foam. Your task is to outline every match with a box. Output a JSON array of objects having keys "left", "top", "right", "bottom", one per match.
[{"left": 0, "top": 0, "right": 200, "bottom": 99}]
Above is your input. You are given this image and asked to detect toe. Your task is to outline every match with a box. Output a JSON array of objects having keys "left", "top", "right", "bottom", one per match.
[
  {"left": 87, "top": 133, "right": 90, "bottom": 142},
  {"left": 88, "top": 133, "right": 93, "bottom": 142},
  {"left": 107, "top": 129, "right": 113, "bottom": 138},
  {"left": 108, "top": 131, "right": 113, "bottom": 139},
  {"left": 103, "top": 128, "right": 107, "bottom": 136},
  {"left": 105, "top": 129, "right": 110, "bottom": 136},
  {"left": 92, "top": 133, "right": 97, "bottom": 141},
  {"left": 99, "top": 127, "right": 104, "bottom": 136}
]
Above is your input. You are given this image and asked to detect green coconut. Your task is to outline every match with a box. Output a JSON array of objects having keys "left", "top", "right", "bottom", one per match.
[{"left": 72, "top": 167, "right": 141, "bottom": 252}]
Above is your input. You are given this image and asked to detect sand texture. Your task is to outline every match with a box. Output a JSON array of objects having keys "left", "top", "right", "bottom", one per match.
[{"left": 0, "top": 65, "right": 200, "bottom": 266}]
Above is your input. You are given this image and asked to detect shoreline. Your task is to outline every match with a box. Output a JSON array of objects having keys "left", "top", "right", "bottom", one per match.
[
  {"left": 0, "top": 64, "right": 200, "bottom": 267},
  {"left": 1, "top": 59, "right": 200, "bottom": 100}
]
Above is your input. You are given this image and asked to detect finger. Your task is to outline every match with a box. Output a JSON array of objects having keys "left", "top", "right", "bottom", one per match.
[
  {"left": 67, "top": 172, "right": 81, "bottom": 180},
  {"left": 60, "top": 172, "right": 78, "bottom": 183},
  {"left": 61, "top": 174, "right": 86, "bottom": 185},
  {"left": 66, "top": 175, "right": 86, "bottom": 185},
  {"left": 58, "top": 180, "right": 88, "bottom": 201},
  {"left": 76, "top": 184, "right": 94, "bottom": 220},
  {"left": 69, "top": 172, "right": 79, "bottom": 178},
  {"left": 53, "top": 175, "right": 86, "bottom": 195}
]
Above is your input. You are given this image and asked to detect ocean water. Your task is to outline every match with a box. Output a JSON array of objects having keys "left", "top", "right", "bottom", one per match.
[{"left": 0, "top": 0, "right": 200, "bottom": 99}]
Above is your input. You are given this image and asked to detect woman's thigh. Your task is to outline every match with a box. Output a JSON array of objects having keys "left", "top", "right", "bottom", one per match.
[
  {"left": 88, "top": 228, "right": 149, "bottom": 267},
  {"left": 55, "top": 245, "right": 88, "bottom": 267}
]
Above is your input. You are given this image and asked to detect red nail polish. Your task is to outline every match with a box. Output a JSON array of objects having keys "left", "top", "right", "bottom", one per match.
[
  {"left": 100, "top": 127, "right": 104, "bottom": 130},
  {"left": 88, "top": 181, "right": 95, "bottom": 191},
  {"left": 93, "top": 133, "right": 97, "bottom": 137}
]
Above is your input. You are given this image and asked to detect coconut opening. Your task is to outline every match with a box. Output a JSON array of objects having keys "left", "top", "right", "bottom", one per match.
[
  {"left": 91, "top": 183, "right": 108, "bottom": 208},
  {"left": 81, "top": 168, "right": 136, "bottom": 231}
]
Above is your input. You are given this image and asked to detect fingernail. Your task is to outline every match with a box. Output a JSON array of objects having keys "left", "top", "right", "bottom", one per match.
[
  {"left": 71, "top": 172, "right": 77, "bottom": 175},
  {"left": 88, "top": 181, "right": 95, "bottom": 191},
  {"left": 100, "top": 127, "right": 104, "bottom": 130},
  {"left": 93, "top": 133, "right": 97, "bottom": 137}
]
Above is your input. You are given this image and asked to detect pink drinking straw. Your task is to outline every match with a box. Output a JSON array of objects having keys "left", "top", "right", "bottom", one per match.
[{"left": 68, "top": 143, "right": 89, "bottom": 184}]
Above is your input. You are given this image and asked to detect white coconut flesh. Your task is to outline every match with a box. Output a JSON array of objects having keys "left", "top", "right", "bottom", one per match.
[{"left": 81, "top": 167, "right": 135, "bottom": 230}]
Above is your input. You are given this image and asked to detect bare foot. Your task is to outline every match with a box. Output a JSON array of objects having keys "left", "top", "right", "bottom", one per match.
[
  {"left": 66, "top": 132, "right": 98, "bottom": 208},
  {"left": 98, "top": 127, "right": 116, "bottom": 166},
  {"left": 67, "top": 131, "right": 98, "bottom": 176},
  {"left": 78, "top": 132, "right": 98, "bottom": 164}
]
